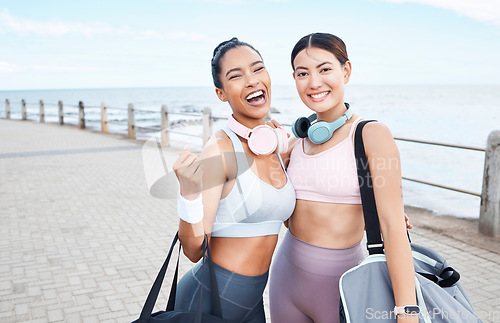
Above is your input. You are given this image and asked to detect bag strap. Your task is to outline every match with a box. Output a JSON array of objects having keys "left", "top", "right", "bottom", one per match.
[
  {"left": 138, "top": 232, "right": 180, "bottom": 321},
  {"left": 205, "top": 235, "right": 223, "bottom": 317},
  {"left": 165, "top": 242, "right": 181, "bottom": 311},
  {"left": 190, "top": 235, "right": 222, "bottom": 322},
  {"left": 417, "top": 266, "right": 460, "bottom": 288},
  {"left": 354, "top": 124, "right": 462, "bottom": 288},
  {"left": 355, "top": 121, "right": 414, "bottom": 255},
  {"left": 354, "top": 120, "right": 385, "bottom": 255},
  {"left": 137, "top": 232, "right": 223, "bottom": 321}
]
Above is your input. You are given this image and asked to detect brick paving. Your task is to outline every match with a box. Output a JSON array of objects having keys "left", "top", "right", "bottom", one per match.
[{"left": 1, "top": 119, "right": 499, "bottom": 322}]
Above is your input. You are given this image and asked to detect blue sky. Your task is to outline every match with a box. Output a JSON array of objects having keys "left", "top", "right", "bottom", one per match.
[{"left": 1, "top": 0, "right": 499, "bottom": 90}]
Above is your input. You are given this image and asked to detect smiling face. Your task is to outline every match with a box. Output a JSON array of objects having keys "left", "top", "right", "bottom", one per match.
[
  {"left": 215, "top": 46, "right": 271, "bottom": 120},
  {"left": 293, "top": 47, "right": 351, "bottom": 114}
]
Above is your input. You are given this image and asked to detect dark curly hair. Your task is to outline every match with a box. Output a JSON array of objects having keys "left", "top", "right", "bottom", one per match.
[{"left": 211, "top": 37, "right": 263, "bottom": 89}]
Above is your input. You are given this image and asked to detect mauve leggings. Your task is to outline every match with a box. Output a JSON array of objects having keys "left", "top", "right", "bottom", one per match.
[{"left": 269, "top": 230, "right": 365, "bottom": 323}]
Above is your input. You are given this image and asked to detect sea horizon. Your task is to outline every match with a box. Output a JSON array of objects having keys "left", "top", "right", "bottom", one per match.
[{"left": 2, "top": 83, "right": 500, "bottom": 92}]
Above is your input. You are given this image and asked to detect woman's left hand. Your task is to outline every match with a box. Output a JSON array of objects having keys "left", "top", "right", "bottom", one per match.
[
  {"left": 266, "top": 119, "right": 290, "bottom": 138},
  {"left": 265, "top": 119, "right": 282, "bottom": 129},
  {"left": 404, "top": 213, "right": 413, "bottom": 229}
]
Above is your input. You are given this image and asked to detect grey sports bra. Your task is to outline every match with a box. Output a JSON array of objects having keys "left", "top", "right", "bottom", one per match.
[{"left": 211, "top": 127, "right": 296, "bottom": 238}]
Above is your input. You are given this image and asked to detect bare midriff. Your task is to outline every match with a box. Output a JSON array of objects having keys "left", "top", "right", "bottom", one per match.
[
  {"left": 210, "top": 235, "right": 278, "bottom": 276},
  {"left": 288, "top": 199, "right": 365, "bottom": 249}
]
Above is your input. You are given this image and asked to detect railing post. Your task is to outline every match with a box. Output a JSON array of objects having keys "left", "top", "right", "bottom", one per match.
[
  {"left": 128, "top": 103, "right": 136, "bottom": 139},
  {"left": 480, "top": 130, "right": 500, "bottom": 237},
  {"left": 202, "top": 107, "right": 212, "bottom": 146},
  {"left": 101, "top": 102, "right": 108, "bottom": 133},
  {"left": 5, "top": 99, "right": 10, "bottom": 119},
  {"left": 39, "top": 100, "right": 45, "bottom": 123},
  {"left": 58, "top": 100, "right": 64, "bottom": 125},
  {"left": 21, "top": 99, "right": 27, "bottom": 120},
  {"left": 79, "top": 101, "right": 85, "bottom": 129},
  {"left": 161, "top": 104, "right": 170, "bottom": 147}
]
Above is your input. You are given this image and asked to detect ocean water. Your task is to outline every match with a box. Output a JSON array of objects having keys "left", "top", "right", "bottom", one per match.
[{"left": 1, "top": 85, "right": 499, "bottom": 219}]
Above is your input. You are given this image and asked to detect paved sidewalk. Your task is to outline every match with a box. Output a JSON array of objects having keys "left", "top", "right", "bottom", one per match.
[{"left": 1, "top": 119, "right": 499, "bottom": 322}]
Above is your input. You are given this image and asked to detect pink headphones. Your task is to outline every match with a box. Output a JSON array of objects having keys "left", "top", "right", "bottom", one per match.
[{"left": 227, "top": 115, "right": 289, "bottom": 155}]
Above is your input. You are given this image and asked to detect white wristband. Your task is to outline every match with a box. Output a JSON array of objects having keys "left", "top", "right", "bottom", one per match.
[{"left": 177, "top": 193, "right": 204, "bottom": 224}]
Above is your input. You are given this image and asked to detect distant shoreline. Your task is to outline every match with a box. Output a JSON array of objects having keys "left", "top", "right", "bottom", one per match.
[{"left": 1, "top": 84, "right": 500, "bottom": 92}]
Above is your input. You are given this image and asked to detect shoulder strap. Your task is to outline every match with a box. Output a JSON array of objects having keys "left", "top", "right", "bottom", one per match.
[
  {"left": 137, "top": 232, "right": 223, "bottom": 321},
  {"left": 277, "top": 153, "right": 286, "bottom": 173},
  {"left": 354, "top": 120, "right": 385, "bottom": 255},
  {"left": 137, "top": 232, "right": 180, "bottom": 321},
  {"left": 222, "top": 127, "right": 251, "bottom": 177}
]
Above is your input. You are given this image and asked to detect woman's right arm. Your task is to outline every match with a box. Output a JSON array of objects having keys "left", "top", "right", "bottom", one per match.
[{"left": 174, "top": 135, "right": 228, "bottom": 262}]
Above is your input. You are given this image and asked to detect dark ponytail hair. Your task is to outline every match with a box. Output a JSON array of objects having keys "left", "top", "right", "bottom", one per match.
[
  {"left": 291, "top": 33, "right": 348, "bottom": 69},
  {"left": 211, "top": 37, "right": 263, "bottom": 89}
]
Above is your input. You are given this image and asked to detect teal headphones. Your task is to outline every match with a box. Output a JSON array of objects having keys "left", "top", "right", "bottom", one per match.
[{"left": 292, "top": 103, "right": 353, "bottom": 144}]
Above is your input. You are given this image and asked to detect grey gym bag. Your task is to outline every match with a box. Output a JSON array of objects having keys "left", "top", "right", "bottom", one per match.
[{"left": 338, "top": 120, "right": 482, "bottom": 323}]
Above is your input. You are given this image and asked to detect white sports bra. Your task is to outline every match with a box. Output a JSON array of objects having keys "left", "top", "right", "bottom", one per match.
[{"left": 211, "top": 127, "right": 296, "bottom": 237}]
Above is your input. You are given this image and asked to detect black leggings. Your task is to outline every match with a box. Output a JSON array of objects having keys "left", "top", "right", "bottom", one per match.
[{"left": 175, "top": 261, "right": 268, "bottom": 322}]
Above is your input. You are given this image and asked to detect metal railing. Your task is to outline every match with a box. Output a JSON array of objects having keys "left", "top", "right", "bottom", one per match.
[{"left": 392, "top": 137, "right": 485, "bottom": 198}]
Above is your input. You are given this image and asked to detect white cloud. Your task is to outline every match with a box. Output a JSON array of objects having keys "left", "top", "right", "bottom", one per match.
[
  {"left": 0, "top": 10, "right": 112, "bottom": 37},
  {"left": 190, "top": 0, "right": 291, "bottom": 4},
  {"left": 0, "top": 9, "right": 206, "bottom": 40},
  {"left": 380, "top": 0, "right": 500, "bottom": 27},
  {"left": 193, "top": 0, "right": 246, "bottom": 4},
  {"left": 30, "top": 65, "right": 101, "bottom": 72},
  {"left": 0, "top": 61, "right": 103, "bottom": 73},
  {"left": 165, "top": 31, "right": 207, "bottom": 41},
  {"left": 0, "top": 61, "right": 20, "bottom": 72}
]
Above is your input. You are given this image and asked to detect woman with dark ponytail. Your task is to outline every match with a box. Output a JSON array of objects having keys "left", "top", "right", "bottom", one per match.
[
  {"left": 268, "top": 33, "right": 418, "bottom": 323},
  {"left": 172, "top": 37, "right": 296, "bottom": 322}
]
